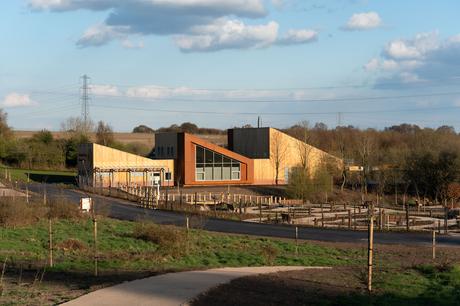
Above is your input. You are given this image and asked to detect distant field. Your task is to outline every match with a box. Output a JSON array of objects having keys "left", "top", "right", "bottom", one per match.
[
  {"left": 0, "top": 167, "right": 77, "bottom": 184},
  {"left": 13, "top": 131, "right": 227, "bottom": 147},
  {"left": 13, "top": 131, "right": 155, "bottom": 147}
]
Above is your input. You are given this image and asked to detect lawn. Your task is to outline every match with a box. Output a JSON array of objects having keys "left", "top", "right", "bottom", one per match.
[
  {"left": 0, "top": 217, "right": 362, "bottom": 273},
  {"left": 0, "top": 167, "right": 77, "bottom": 184},
  {"left": 0, "top": 216, "right": 459, "bottom": 305}
]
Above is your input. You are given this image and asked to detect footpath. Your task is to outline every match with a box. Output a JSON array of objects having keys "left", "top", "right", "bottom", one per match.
[{"left": 63, "top": 266, "right": 327, "bottom": 306}]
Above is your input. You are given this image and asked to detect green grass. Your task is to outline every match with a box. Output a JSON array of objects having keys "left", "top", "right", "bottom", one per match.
[
  {"left": 1, "top": 217, "right": 460, "bottom": 305},
  {"left": 333, "top": 265, "right": 460, "bottom": 306},
  {"left": 0, "top": 167, "right": 76, "bottom": 184},
  {"left": 0, "top": 217, "right": 361, "bottom": 273}
]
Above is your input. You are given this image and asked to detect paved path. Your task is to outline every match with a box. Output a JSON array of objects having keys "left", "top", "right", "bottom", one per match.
[{"left": 63, "top": 266, "right": 316, "bottom": 306}]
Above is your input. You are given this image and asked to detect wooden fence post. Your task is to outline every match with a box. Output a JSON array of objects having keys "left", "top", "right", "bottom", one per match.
[
  {"left": 93, "top": 218, "right": 98, "bottom": 277},
  {"left": 348, "top": 209, "right": 352, "bottom": 229},
  {"left": 405, "top": 203, "right": 410, "bottom": 232},
  {"left": 432, "top": 230, "right": 436, "bottom": 260},
  {"left": 259, "top": 201, "right": 262, "bottom": 223},
  {"left": 368, "top": 204, "right": 374, "bottom": 293},
  {"left": 48, "top": 218, "right": 53, "bottom": 268},
  {"left": 295, "top": 226, "right": 298, "bottom": 255},
  {"left": 444, "top": 206, "right": 449, "bottom": 234},
  {"left": 321, "top": 204, "right": 324, "bottom": 227}
]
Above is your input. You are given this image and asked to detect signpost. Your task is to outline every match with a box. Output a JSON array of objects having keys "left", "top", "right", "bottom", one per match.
[{"left": 80, "top": 198, "right": 93, "bottom": 213}]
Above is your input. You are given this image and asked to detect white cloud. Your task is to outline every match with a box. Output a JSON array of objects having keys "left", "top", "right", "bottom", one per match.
[
  {"left": 385, "top": 40, "right": 421, "bottom": 60},
  {"left": 125, "top": 85, "right": 211, "bottom": 98},
  {"left": 29, "top": 0, "right": 267, "bottom": 16},
  {"left": 384, "top": 32, "right": 439, "bottom": 60},
  {"left": 365, "top": 31, "right": 460, "bottom": 88},
  {"left": 28, "top": 0, "right": 315, "bottom": 52},
  {"left": 364, "top": 58, "right": 420, "bottom": 72},
  {"left": 364, "top": 58, "right": 380, "bottom": 71},
  {"left": 76, "top": 24, "right": 130, "bottom": 47},
  {"left": 89, "top": 85, "right": 120, "bottom": 96},
  {"left": 2, "top": 93, "right": 38, "bottom": 108},
  {"left": 28, "top": 0, "right": 69, "bottom": 10},
  {"left": 276, "top": 29, "right": 317, "bottom": 45},
  {"left": 121, "top": 39, "right": 144, "bottom": 49},
  {"left": 343, "top": 12, "right": 382, "bottom": 31},
  {"left": 272, "top": 0, "right": 284, "bottom": 9},
  {"left": 90, "top": 83, "right": 325, "bottom": 101},
  {"left": 174, "top": 19, "right": 279, "bottom": 52}
]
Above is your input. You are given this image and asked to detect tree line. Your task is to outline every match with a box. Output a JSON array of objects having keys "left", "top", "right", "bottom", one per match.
[
  {"left": 133, "top": 122, "right": 226, "bottom": 135},
  {"left": 0, "top": 110, "right": 148, "bottom": 170},
  {"left": 284, "top": 122, "right": 460, "bottom": 203}
]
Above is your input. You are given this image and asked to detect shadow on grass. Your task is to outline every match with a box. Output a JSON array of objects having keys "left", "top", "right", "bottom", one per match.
[
  {"left": 27, "top": 173, "right": 76, "bottom": 185},
  {"left": 4, "top": 265, "right": 158, "bottom": 290},
  {"left": 191, "top": 266, "right": 460, "bottom": 306}
]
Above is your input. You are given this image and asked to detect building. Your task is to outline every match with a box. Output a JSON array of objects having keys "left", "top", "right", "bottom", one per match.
[
  {"left": 78, "top": 143, "right": 173, "bottom": 188},
  {"left": 78, "top": 127, "right": 341, "bottom": 188},
  {"left": 155, "top": 127, "right": 342, "bottom": 186},
  {"left": 155, "top": 132, "right": 254, "bottom": 186}
]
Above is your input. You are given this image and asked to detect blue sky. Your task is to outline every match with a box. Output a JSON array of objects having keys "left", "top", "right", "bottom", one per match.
[{"left": 1, "top": 0, "right": 460, "bottom": 131}]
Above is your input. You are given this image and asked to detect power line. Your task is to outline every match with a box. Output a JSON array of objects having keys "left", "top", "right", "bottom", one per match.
[
  {"left": 97, "top": 75, "right": 460, "bottom": 91},
  {"left": 90, "top": 103, "right": 460, "bottom": 117},
  {"left": 88, "top": 90, "right": 460, "bottom": 104}
]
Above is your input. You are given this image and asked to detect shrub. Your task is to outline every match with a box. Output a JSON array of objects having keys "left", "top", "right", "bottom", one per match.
[
  {"left": 133, "top": 222, "right": 186, "bottom": 256},
  {"left": 260, "top": 244, "right": 279, "bottom": 266},
  {"left": 0, "top": 198, "right": 45, "bottom": 227},
  {"left": 47, "top": 199, "right": 81, "bottom": 220}
]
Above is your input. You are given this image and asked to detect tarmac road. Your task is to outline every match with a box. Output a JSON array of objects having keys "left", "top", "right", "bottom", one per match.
[{"left": 26, "top": 183, "right": 460, "bottom": 247}]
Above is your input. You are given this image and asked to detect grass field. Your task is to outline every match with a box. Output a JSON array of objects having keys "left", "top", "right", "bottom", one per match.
[
  {"left": 0, "top": 216, "right": 363, "bottom": 305},
  {"left": 0, "top": 167, "right": 77, "bottom": 184},
  {"left": 0, "top": 215, "right": 459, "bottom": 305},
  {"left": 0, "top": 217, "right": 361, "bottom": 272}
]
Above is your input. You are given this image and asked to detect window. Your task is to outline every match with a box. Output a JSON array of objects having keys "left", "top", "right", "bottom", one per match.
[
  {"left": 195, "top": 145, "right": 241, "bottom": 181},
  {"left": 196, "top": 146, "right": 204, "bottom": 163}
]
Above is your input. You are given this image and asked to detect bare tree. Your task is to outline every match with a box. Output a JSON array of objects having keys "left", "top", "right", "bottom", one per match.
[
  {"left": 356, "top": 130, "right": 375, "bottom": 196},
  {"left": 270, "top": 130, "right": 288, "bottom": 185},
  {"left": 295, "top": 121, "right": 313, "bottom": 171},
  {"left": 60, "top": 117, "right": 94, "bottom": 138},
  {"left": 0, "top": 109, "right": 12, "bottom": 139},
  {"left": 95, "top": 121, "right": 114, "bottom": 147}
]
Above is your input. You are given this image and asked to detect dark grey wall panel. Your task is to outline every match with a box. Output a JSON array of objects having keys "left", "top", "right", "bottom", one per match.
[{"left": 230, "top": 128, "right": 270, "bottom": 159}]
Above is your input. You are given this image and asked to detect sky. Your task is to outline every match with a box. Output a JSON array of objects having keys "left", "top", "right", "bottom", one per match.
[{"left": 1, "top": 0, "right": 460, "bottom": 132}]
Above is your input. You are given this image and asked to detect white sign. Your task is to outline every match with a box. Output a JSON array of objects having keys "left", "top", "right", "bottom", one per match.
[{"left": 80, "top": 198, "right": 93, "bottom": 212}]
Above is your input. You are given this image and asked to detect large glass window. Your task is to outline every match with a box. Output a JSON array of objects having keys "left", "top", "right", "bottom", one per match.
[{"left": 195, "top": 146, "right": 241, "bottom": 181}]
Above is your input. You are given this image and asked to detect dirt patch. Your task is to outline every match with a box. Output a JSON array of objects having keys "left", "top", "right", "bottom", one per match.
[{"left": 56, "top": 239, "right": 87, "bottom": 252}]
